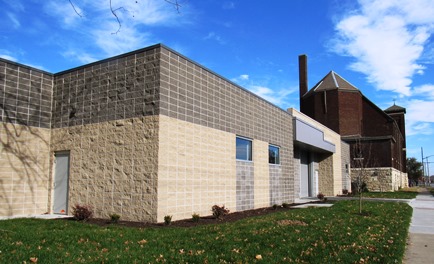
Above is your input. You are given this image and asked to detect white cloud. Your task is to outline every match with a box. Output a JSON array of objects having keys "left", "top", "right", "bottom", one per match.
[
  {"left": 204, "top": 32, "right": 226, "bottom": 45},
  {"left": 231, "top": 74, "right": 249, "bottom": 83},
  {"left": 407, "top": 99, "right": 434, "bottom": 123},
  {"left": 239, "top": 74, "right": 249, "bottom": 80},
  {"left": 7, "top": 12, "right": 20, "bottom": 28},
  {"left": 222, "top": 2, "right": 235, "bottom": 10},
  {"left": 406, "top": 119, "right": 434, "bottom": 136},
  {"left": 62, "top": 49, "right": 97, "bottom": 64},
  {"left": 248, "top": 85, "right": 296, "bottom": 107},
  {"left": 42, "top": 0, "right": 189, "bottom": 62},
  {"left": 0, "top": 54, "right": 17, "bottom": 61},
  {"left": 404, "top": 98, "right": 434, "bottom": 135},
  {"left": 45, "top": 1, "right": 84, "bottom": 27},
  {"left": 331, "top": 0, "right": 434, "bottom": 96},
  {"left": 414, "top": 84, "right": 434, "bottom": 99},
  {"left": 92, "top": 23, "right": 153, "bottom": 57},
  {"left": 2, "top": 0, "right": 24, "bottom": 12}
]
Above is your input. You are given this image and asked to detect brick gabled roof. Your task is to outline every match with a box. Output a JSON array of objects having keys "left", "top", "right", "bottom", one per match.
[{"left": 303, "top": 71, "right": 359, "bottom": 98}]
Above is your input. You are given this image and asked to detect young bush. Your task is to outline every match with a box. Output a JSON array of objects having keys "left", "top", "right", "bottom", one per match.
[
  {"left": 192, "top": 213, "right": 200, "bottom": 222},
  {"left": 164, "top": 215, "right": 172, "bottom": 225},
  {"left": 351, "top": 181, "right": 368, "bottom": 194},
  {"left": 342, "top": 189, "right": 349, "bottom": 195},
  {"left": 212, "top": 205, "right": 230, "bottom": 219},
  {"left": 317, "top": 193, "right": 325, "bottom": 200},
  {"left": 72, "top": 204, "right": 93, "bottom": 221},
  {"left": 282, "top": 202, "right": 290, "bottom": 208},
  {"left": 110, "top": 213, "right": 121, "bottom": 224}
]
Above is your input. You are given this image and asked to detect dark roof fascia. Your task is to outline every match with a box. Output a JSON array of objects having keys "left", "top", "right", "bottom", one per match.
[{"left": 0, "top": 57, "right": 54, "bottom": 76}]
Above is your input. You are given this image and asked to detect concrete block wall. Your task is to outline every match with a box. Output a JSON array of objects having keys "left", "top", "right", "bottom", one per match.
[
  {"left": 157, "top": 115, "right": 235, "bottom": 221},
  {"left": 50, "top": 116, "right": 160, "bottom": 222},
  {"left": 0, "top": 124, "right": 51, "bottom": 216},
  {"left": 0, "top": 59, "right": 52, "bottom": 217},
  {"left": 0, "top": 59, "right": 53, "bottom": 128},
  {"left": 292, "top": 148, "right": 301, "bottom": 199},
  {"left": 158, "top": 46, "right": 294, "bottom": 207},
  {"left": 253, "top": 140, "right": 270, "bottom": 208},
  {"left": 341, "top": 141, "right": 351, "bottom": 192},
  {"left": 52, "top": 47, "right": 161, "bottom": 128},
  {"left": 236, "top": 161, "right": 254, "bottom": 211},
  {"left": 318, "top": 154, "right": 334, "bottom": 196}
]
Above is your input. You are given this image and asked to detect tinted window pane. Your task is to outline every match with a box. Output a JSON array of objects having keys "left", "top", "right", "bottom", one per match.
[
  {"left": 236, "top": 137, "right": 252, "bottom": 161},
  {"left": 269, "top": 145, "right": 280, "bottom": 164}
]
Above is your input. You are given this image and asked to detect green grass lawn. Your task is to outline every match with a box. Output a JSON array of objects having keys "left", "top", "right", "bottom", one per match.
[
  {"left": 358, "top": 190, "right": 418, "bottom": 199},
  {"left": 0, "top": 201, "right": 412, "bottom": 263}
]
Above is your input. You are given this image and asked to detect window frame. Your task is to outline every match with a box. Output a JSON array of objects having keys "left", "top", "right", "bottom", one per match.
[
  {"left": 236, "top": 136, "right": 253, "bottom": 161},
  {"left": 269, "top": 144, "right": 280, "bottom": 165}
]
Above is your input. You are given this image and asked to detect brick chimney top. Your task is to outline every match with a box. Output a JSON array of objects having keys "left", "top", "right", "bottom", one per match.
[{"left": 299, "top": 54, "right": 308, "bottom": 107}]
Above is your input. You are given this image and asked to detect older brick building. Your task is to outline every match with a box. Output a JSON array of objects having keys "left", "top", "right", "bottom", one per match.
[{"left": 298, "top": 55, "right": 407, "bottom": 191}]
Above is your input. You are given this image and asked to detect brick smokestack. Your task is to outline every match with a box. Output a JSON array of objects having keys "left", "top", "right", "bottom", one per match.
[{"left": 299, "top": 54, "right": 308, "bottom": 101}]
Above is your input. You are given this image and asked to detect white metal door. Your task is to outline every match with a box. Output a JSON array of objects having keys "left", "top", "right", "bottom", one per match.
[{"left": 53, "top": 152, "right": 70, "bottom": 214}]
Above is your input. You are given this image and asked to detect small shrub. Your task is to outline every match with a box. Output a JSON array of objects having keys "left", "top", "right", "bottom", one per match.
[
  {"left": 272, "top": 204, "right": 279, "bottom": 210},
  {"left": 192, "top": 213, "right": 200, "bottom": 222},
  {"left": 72, "top": 204, "right": 93, "bottom": 221},
  {"left": 342, "top": 189, "right": 349, "bottom": 195},
  {"left": 351, "top": 181, "right": 368, "bottom": 194},
  {"left": 164, "top": 215, "right": 172, "bottom": 225},
  {"left": 110, "top": 213, "right": 121, "bottom": 224},
  {"left": 317, "top": 193, "right": 325, "bottom": 200},
  {"left": 212, "top": 205, "right": 230, "bottom": 219},
  {"left": 282, "top": 202, "right": 290, "bottom": 208}
]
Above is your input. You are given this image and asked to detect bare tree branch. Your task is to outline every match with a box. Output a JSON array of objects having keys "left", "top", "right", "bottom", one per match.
[
  {"left": 110, "top": 0, "right": 125, "bottom": 34},
  {"left": 68, "top": 0, "right": 182, "bottom": 34},
  {"left": 164, "top": 0, "right": 181, "bottom": 13},
  {"left": 68, "top": 0, "right": 83, "bottom": 17}
]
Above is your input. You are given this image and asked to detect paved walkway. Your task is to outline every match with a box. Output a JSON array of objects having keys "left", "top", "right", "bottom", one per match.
[{"left": 404, "top": 189, "right": 434, "bottom": 264}]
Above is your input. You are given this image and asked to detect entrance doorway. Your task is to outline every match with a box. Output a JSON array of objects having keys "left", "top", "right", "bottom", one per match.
[
  {"left": 53, "top": 152, "right": 70, "bottom": 214},
  {"left": 300, "top": 150, "right": 312, "bottom": 197}
]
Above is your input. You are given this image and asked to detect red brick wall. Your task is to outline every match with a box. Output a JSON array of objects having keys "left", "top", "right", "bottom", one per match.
[
  {"left": 301, "top": 88, "right": 406, "bottom": 173},
  {"left": 361, "top": 99, "right": 392, "bottom": 137},
  {"left": 338, "top": 91, "right": 362, "bottom": 136}
]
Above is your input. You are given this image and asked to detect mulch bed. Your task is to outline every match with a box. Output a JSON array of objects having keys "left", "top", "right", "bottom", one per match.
[{"left": 72, "top": 201, "right": 326, "bottom": 228}]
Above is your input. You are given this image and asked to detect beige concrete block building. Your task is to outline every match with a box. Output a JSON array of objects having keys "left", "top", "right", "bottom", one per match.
[{"left": 1, "top": 44, "right": 350, "bottom": 222}]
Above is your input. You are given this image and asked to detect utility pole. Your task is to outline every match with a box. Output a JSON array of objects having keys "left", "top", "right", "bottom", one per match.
[{"left": 422, "top": 147, "right": 425, "bottom": 185}]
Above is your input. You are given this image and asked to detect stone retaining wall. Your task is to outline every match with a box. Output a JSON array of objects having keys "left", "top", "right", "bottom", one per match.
[{"left": 351, "top": 167, "right": 408, "bottom": 192}]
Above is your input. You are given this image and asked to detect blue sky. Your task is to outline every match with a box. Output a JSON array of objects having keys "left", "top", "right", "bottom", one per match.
[{"left": 2, "top": 0, "right": 434, "bottom": 172}]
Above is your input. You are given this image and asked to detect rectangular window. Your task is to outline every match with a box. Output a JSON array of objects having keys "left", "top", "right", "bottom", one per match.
[
  {"left": 269, "top": 145, "right": 280, "bottom": 164},
  {"left": 236, "top": 136, "right": 252, "bottom": 161}
]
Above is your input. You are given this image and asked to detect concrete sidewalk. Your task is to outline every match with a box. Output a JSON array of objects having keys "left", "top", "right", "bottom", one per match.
[{"left": 404, "top": 189, "right": 434, "bottom": 264}]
